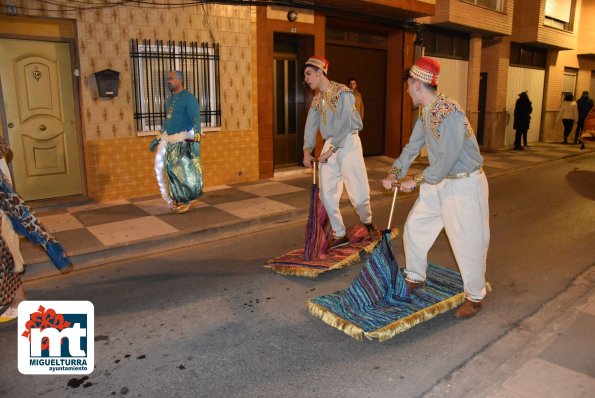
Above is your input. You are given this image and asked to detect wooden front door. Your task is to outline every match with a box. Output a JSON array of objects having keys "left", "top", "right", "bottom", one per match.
[{"left": 0, "top": 38, "right": 82, "bottom": 200}]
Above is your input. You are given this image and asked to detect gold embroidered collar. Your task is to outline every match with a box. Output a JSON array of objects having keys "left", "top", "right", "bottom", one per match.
[
  {"left": 422, "top": 93, "right": 474, "bottom": 140},
  {"left": 310, "top": 81, "right": 351, "bottom": 115}
]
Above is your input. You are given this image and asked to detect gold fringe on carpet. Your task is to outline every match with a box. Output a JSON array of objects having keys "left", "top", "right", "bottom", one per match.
[
  {"left": 364, "top": 293, "right": 466, "bottom": 341},
  {"left": 366, "top": 281, "right": 493, "bottom": 341},
  {"left": 323, "top": 251, "right": 363, "bottom": 273},
  {"left": 263, "top": 251, "right": 362, "bottom": 278},
  {"left": 307, "top": 301, "right": 365, "bottom": 340},
  {"left": 307, "top": 293, "right": 465, "bottom": 342},
  {"left": 263, "top": 265, "right": 325, "bottom": 278}
]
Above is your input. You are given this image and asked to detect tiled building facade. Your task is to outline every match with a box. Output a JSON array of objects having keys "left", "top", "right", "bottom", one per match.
[
  {"left": 1, "top": 1, "right": 258, "bottom": 201},
  {"left": 1, "top": 0, "right": 434, "bottom": 203}
]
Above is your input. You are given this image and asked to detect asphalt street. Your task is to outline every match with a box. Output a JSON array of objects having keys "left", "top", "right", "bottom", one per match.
[{"left": 1, "top": 153, "right": 594, "bottom": 398}]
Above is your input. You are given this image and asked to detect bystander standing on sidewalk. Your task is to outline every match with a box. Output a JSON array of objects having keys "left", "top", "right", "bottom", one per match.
[
  {"left": 513, "top": 92, "right": 532, "bottom": 150},
  {"left": 557, "top": 94, "right": 578, "bottom": 144}
]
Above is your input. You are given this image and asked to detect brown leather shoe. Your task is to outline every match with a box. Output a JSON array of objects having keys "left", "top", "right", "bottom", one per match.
[
  {"left": 454, "top": 298, "right": 484, "bottom": 319},
  {"left": 328, "top": 235, "right": 349, "bottom": 249},
  {"left": 406, "top": 279, "right": 425, "bottom": 294},
  {"left": 365, "top": 223, "right": 382, "bottom": 240}
]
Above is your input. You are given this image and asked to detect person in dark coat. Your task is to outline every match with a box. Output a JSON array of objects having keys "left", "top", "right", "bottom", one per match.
[
  {"left": 575, "top": 91, "right": 594, "bottom": 145},
  {"left": 513, "top": 92, "right": 532, "bottom": 150}
]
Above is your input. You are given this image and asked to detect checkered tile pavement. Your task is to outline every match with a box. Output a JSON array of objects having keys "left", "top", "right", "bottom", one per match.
[{"left": 20, "top": 143, "right": 591, "bottom": 265}]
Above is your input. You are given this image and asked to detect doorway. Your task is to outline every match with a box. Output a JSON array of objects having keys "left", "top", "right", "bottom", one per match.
[
  {"left": 505, "top": 66, "right": 545, "bottom": 146},
  {"left": 272, "top": 34, "right": 313, "bottom": 168},
  {"left": 273, "top": 53, "right": 298, "bottom": 166},
  {"left": 0, "top": 38, "right": 83, "bottom": 200},
  {"left": 326, "top": 45, "right": 387, "bottom": 156}
]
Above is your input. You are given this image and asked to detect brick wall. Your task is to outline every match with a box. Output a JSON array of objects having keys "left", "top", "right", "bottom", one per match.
[
  {"left": 84, "top": 131, "right": 259, "bottom": 201},
  {"left": 413, "top": 0, "right": 591, "bottom": 148},
  {"left": 419, "top": 0, "right": 513, "bottom": 35},
  {"left": 84, "top": 137, "right": 155, "bottom": 200},
  {"left": 511, "top": 0, "right": 541, "bottom": 41},
  {"left": 480, "top": 36, "right": 510, "bottom": 150},
  {"left": 537, "top": 0, "right": 578, "bottom": 50},
  {"left": 5, "top": 1, "right": 258, "bottom": 201},
  {"left": 512, "top": 0, "right": 577, "bottom": 50}
]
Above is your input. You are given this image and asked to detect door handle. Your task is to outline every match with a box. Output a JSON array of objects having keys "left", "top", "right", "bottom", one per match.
[
  {"left": 39, "top": 124, "right": 47, "bottom": 131},
  {"left": 7, "top": 122, "right": 14, "bottom": 128}
]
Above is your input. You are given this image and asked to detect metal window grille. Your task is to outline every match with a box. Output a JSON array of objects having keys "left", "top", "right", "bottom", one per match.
[{"left": 130, "top": 39, "right": 221, "bottom": 132}]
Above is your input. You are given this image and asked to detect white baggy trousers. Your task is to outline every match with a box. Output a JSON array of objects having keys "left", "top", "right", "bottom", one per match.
[
  {"left": 319, "top": 134, "right": 372, "bottom": 238},
  {"left": 404, "top": 170, "right": 490, "bottom": 301}
]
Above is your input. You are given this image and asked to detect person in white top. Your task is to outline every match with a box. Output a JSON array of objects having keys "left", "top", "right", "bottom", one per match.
[{"left": 556, "top": 94, "right": 579, "bottom": 144}]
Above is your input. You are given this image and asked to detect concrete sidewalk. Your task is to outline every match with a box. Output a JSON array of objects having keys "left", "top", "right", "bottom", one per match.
[
  {"left": 20, "top": 142, "right": 592, "bottom": 281},
  {"left": 424, "top": 265, "right": 595, "bottom": 398}
]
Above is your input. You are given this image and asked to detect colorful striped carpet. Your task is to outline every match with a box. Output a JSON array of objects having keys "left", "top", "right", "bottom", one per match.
[
  {"left": 307, "top": 231, "right": 467, "bottom": 341},
  {"left": 265, "top": 228, "right": 399, "bottom": 278}
]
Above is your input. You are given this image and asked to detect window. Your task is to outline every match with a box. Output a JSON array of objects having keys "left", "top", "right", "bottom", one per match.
[
  {"left": 562, "top": 67, "right": 578, "bottom": 101},
  {"left": 130, "top": 39, "right": 221, "bottom": 133},
  {"left": 424, "top": 27, "right": 470, "bottom": 60},
  {"left": 544, "top": 0, "right": 575, "bottom": 31},
  {"left": 460, "top": 0, "right": 504, "bottom": 12},
  {"left": 509, "top": 43, "right": 547, "bottom": 69}
]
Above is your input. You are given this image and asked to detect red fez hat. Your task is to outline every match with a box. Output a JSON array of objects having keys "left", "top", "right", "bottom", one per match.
[
  {"left": 305, "top": 56, "right": 329, "bottom": 75},
  {"left": 410, "top": 56, "right": 440, "bottom": 85}
]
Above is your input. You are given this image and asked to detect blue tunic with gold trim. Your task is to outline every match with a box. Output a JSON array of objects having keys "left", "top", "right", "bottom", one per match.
[{"left": 155, "top": 89, "right": 203, "bottom": 206}]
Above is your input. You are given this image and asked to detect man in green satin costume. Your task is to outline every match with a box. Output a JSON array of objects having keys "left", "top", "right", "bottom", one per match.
[{"left": 150, "top": 71, "right": 203, "bottom": 213}]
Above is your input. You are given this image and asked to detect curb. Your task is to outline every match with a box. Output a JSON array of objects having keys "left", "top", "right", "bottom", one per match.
[
  {"left": 422, "top": 265, "right": 595, "bottom": 398},
  {"left": 21, "top": 149, "right": 593, "bottom": 282},
  {"left": 21, "top": 191, "right": 404, "bottom": 282}
]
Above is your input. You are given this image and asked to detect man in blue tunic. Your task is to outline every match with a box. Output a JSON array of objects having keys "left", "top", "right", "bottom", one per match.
[
  {"left": 150, "top": 71, "right": 203, "bottom": 213},
  {"left": 382, "top": 57, "right": 490, "bottom": 319}
]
